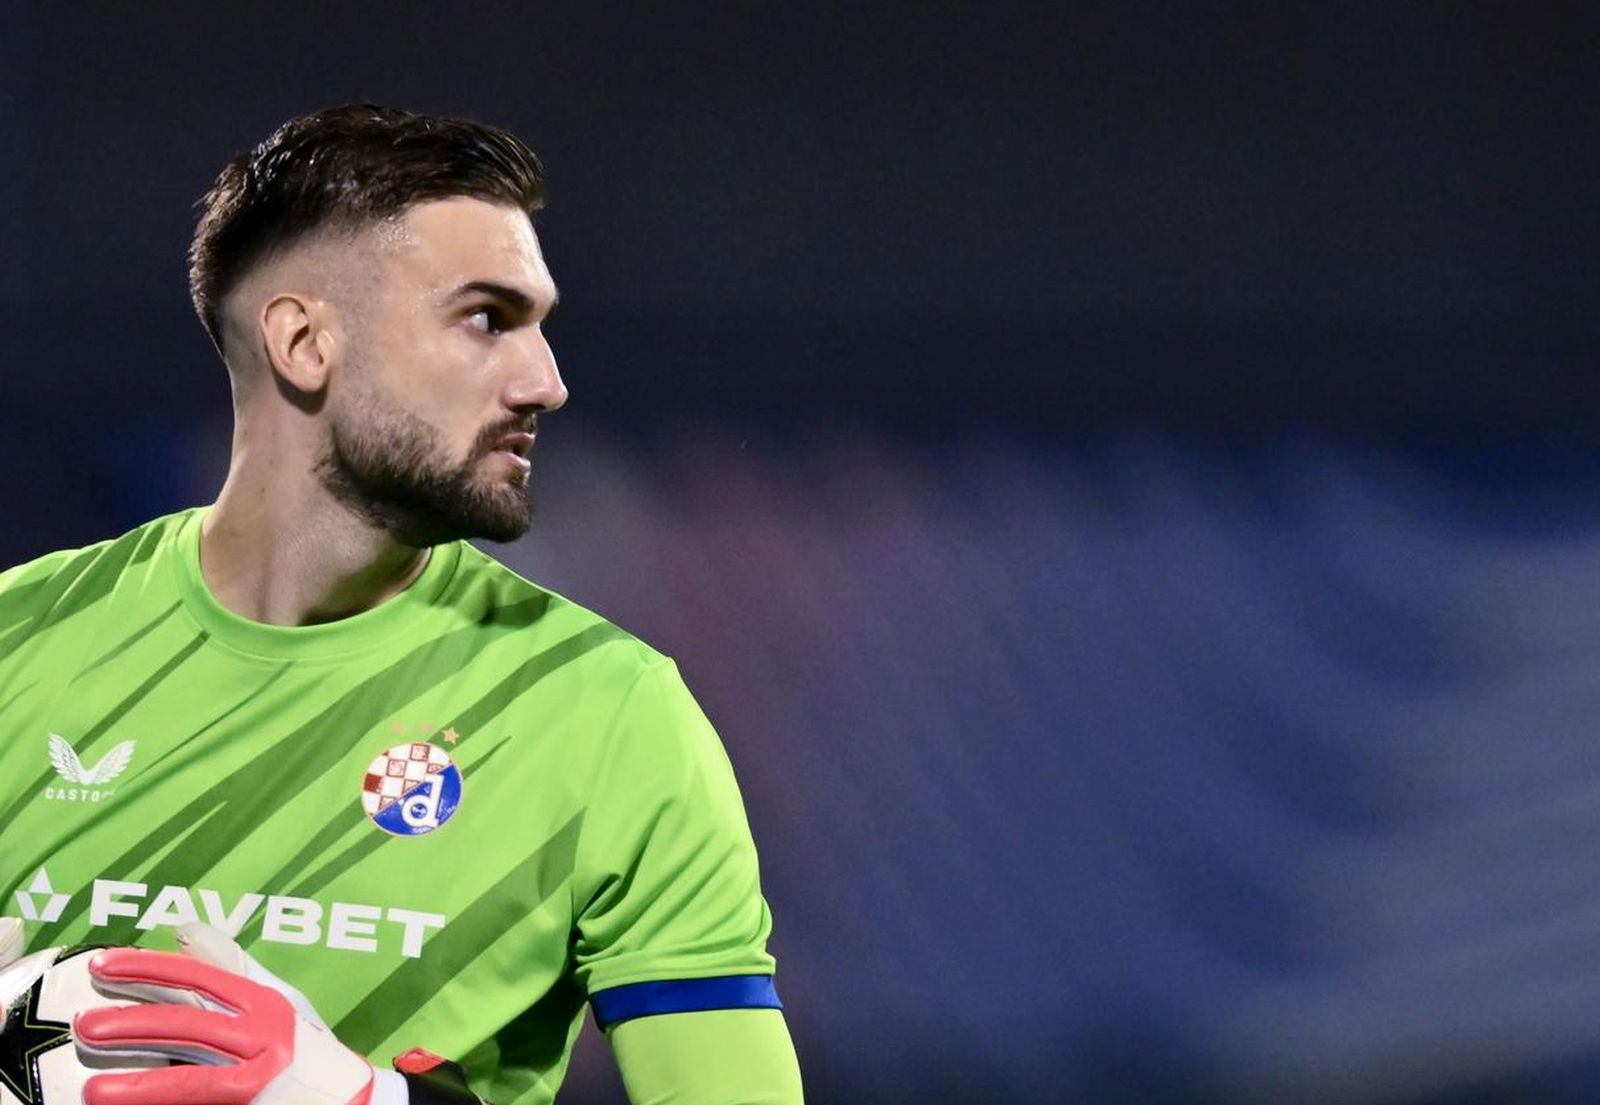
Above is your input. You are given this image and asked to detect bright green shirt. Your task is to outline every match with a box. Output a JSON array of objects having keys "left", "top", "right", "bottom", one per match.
[{"left": 0, "top": 508, "right": 781, "bottom": 1104}]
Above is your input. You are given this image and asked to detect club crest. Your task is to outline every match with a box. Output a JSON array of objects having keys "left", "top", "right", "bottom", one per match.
[{"left": 360, "top": 742, "right": 463, "bottom": 836}]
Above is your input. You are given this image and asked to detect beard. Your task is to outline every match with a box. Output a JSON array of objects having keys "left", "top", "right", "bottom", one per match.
[{"left": 315, "top": 382, "right": 535, "bottom": 548}]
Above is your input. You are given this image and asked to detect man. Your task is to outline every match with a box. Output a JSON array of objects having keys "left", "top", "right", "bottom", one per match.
[{"left": 0, "top": 105, "right": 803, "bottom": 1105}]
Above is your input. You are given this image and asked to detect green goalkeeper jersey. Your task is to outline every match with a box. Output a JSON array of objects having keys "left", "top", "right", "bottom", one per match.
[{"left": 0, "top": 508, "right": 780, "bottom": 1104}]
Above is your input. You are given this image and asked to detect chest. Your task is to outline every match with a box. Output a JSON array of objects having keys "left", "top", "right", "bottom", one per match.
[{"left": 0, "top": 642, "right": 590, "bottom": 1044}]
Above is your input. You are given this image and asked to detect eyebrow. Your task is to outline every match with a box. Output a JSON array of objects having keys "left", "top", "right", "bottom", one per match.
[{"left": 443, "top": 280, "right": 559, "bottom": 317}]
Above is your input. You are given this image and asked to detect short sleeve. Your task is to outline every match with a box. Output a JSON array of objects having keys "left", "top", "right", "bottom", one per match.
[{"left": 571, "top": 657, "right": 777, "bottom": 1014}]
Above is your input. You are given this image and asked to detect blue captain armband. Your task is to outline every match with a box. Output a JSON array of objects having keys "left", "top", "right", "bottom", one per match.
[{"left": 590, "top": 975, "right": 783, "bottom": 1030}]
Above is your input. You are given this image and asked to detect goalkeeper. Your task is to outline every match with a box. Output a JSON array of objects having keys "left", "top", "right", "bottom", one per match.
[{"left": 0, "top": 106, "right": 802, "bottom": 1104}]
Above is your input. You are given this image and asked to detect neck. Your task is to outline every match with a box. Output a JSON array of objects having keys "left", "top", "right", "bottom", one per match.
[{"left": 201, "top": 442, "right": 431, "bottom": 628}]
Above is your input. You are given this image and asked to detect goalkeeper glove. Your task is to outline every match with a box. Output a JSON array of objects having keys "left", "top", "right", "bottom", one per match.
[
  {"left": 0, "top": 917, "right": 21, "bottom": 969},
  {"left": 74, "top": 922, "right": 408, "bottom": 1105},
  {"left": 0, "top": 916, "right": 22, "bottom": 1031}
]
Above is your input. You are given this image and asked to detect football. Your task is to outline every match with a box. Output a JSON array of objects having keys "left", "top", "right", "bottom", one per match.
[{"left": 0, "top": 945, "right": 165, "bottom": 1105}]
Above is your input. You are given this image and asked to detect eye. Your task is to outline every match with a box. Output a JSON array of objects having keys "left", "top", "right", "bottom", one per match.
[{"left": 465, "top": 306, "right": 503, "bottom": 334}]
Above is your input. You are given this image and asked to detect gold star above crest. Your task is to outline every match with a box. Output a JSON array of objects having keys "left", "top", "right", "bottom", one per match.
[
  {"left": 391, "top": 720, "right": 408, "bottom": 735},
  {"left": 442, "top": 728, "right": 461, "bottom": 745}
]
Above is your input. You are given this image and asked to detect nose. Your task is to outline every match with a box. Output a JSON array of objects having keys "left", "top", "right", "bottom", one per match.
[{"left": 503, "top": 325, "right": 568, "bottom": 413}]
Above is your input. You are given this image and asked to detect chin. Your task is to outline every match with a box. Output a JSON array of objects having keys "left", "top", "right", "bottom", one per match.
[
  {"left": 465, "top": 513, "right": 533, "bottom": 544},
  {"left": 465, "top": 491, "right": 534, "bottom": 541}
]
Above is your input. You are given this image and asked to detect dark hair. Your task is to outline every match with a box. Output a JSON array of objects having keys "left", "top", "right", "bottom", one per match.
[{"left": 189, "top": 103, "right": 546, "bottom": 352}]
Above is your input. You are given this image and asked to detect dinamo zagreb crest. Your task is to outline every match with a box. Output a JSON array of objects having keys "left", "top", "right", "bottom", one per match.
[{"left": 360, "top": 743, "right": 463, "bottom": 836}]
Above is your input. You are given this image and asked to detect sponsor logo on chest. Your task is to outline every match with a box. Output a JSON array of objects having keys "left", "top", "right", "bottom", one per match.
[{"left": 10, "top": 866, "right": 446, "bottom": 958}]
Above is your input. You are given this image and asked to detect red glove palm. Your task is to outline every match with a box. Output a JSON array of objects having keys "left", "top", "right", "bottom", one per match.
[{"left": 74, "top": 925, "right": 405, "bottom": 1105}]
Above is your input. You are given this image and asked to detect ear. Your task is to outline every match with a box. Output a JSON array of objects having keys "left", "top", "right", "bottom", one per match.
[{"left": 258, "top": 293, "right": 338, "bottom": 394}]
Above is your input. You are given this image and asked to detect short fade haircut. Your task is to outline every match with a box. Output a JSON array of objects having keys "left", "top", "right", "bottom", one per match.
[{"left": 189, "top": 103, "right": 546, "bottom": 354}]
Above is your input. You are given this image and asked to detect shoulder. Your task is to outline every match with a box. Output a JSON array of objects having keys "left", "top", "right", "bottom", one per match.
[
  {"left": 0, "top": 510, "right": 195, "bottom": 621},
  {"left": 445, "top": 541, "right": 668, "bottom": 685}
]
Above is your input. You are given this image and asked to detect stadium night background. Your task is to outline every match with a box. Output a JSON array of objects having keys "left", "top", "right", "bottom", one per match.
[{"left": 5, "top": 3, "right": 1600, "bottom": 1102}]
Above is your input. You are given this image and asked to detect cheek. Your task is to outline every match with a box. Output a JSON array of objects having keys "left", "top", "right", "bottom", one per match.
[
  {"left": 371, "top": 338, "right": 472, "bottom": 411},
  {"left": 359, "top": 324, "right": 501, "bottom": 444}
]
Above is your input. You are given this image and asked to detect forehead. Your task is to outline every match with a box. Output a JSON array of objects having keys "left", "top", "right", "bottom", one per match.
[{"left": 374, "top": 196, "right": 553, "bottom": 300}]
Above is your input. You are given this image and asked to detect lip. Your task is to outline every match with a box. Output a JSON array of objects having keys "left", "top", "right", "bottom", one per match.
[
  {"left": 487, "top": 431, "right": 535, "bottom": 475},
  {"left": 494, "top": 431, "right": 536, "bottom": 458}
]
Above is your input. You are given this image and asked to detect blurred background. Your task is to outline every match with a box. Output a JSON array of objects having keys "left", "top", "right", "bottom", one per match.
[{"left": 7, "top": 2, "right": 1600, "bottom": 1101}]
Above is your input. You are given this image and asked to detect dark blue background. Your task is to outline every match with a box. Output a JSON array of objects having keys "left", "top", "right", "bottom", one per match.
[{"left": 7, "top": 4, "right": 1600, "bottom": 1102}]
